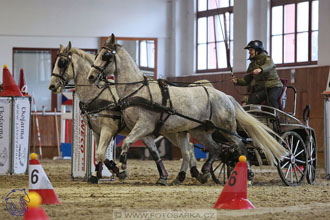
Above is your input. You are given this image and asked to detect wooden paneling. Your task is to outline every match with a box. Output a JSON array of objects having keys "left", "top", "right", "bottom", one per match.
[
  {"left": 30, "top": 114, "right": 61, "bottom": 158},
  {"left": 168, "top": 66, "right": 330, "bottom": 166}
]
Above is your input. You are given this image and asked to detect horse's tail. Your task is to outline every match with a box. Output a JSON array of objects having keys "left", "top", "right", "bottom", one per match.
[{"left": 228, "top": 96, "right": 288, "bottom": 165}]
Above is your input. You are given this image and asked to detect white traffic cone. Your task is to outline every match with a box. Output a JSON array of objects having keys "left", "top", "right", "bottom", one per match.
[{"left": 29, "top": 153, "right": 61, "bottom": 204}]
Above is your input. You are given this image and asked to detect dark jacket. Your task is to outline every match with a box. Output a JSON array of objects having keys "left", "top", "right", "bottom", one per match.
[{"left": 237, "top": 52, "right": 282, "bottom": 91}]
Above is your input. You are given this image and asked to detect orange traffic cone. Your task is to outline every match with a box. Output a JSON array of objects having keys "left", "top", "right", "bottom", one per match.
[
  {"left": 0, "top": 65, "right": 23, "bottom": 96},
  {"left": 213, "top": 155, "right": 256, "bottom": 210},
  {"left": 23, "top": 191, "right": 49, "bottom": 220},
  {"left": 29, "top": 153, "right": 61, "bottom": 204},
  {"left": 19, "top": 68, "right": 29, "bottom": 96}
]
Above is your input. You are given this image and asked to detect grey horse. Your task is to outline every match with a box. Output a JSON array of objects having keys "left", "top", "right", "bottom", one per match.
[
  {"left": 87, "top": 34, "right": 288, "bottom": 182},
  {"left": 49, "top": 42, "right": 203, "bottom": 185}
]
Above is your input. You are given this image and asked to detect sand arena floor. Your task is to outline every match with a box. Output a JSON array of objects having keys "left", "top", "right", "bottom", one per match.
[{"left": 1, "top": 159, "right": 330, "bottom": 220}]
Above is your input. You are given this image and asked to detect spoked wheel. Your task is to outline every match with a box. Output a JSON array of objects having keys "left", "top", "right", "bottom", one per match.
[
  {"left": 306, "top": 134, "right": 317, "bottom": 184},
  {"left": 277, "top": 131, "right": 308, "bottom": 186},
  {"left": 210, "top": 160, "right": 234, "bottom": 185}
]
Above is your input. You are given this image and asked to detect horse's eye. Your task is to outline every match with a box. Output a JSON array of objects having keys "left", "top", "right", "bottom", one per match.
[
  {"left": 58, "top": 58, "right": 67, "bottom": 68},
  {"left": 102, "top": 51, "right": 112, "bottom": 62}
]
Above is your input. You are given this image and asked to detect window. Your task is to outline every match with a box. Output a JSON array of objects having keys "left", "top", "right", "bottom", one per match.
[
  {"left": 139, "top": 40, "right": 155, "bottom": 73},
  {"left": 271, "top": 0, "right": 319, "bottom": 66},
  {"left": 196, "top": 0, "right": 234, "bottom": 73},
  {"left": 116, "top": 38, "right": 157, "bottom": 78}
]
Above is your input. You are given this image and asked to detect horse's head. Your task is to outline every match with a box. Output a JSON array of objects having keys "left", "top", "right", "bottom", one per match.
[
  {"left": 48, "top": 41, "right": 74, "bottom": 93},
  {"left": 88, "top": 33, "right": 118, "bottom": 83}
]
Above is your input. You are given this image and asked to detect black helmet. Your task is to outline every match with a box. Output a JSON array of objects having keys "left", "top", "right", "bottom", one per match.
[{"left": 244, "top": 40, "right": 264, "bottom": 51}]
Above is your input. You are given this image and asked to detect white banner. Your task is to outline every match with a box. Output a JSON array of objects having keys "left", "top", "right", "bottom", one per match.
[
  {"left": 0, "top": 98, "right": 12, "bottom": 174},
  {"left": 72, "top": 94, "right": 87, "bottom": 178},
  {"left": 12, "top": 97, "right": 30, "bottom": 174},
  {"left": 72, "top": 92, "right": 116, "bottom": 179}
]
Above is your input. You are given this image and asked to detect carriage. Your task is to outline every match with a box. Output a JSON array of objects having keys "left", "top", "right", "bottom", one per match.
[{"left": 210, "top": 84, "right": 317, "bottom": 186}]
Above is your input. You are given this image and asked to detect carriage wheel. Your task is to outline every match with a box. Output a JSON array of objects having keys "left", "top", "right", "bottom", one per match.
[
  {"left": 277, "top": 131, "right": 308, "bottom": 186},
  {"left": 210, "top": 160, "right": 233, "bottom": 185},
  {"left": 306, "top": 135, "right": 317, "bottom": 184}
]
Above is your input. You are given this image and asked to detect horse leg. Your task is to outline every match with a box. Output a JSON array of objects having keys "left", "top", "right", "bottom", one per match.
[
  {"left": 164, "top": 132, "right": 200, "bottom": 184},
  {"left": 119, "top": 122, "right": 154, "bottom": 180},
  {"left": 222, "top": 132, "right": 254, "bottom": 185},
  {"left": 189, "top": 129, "right": 222, "bottom": 183},
  {"left": 141, "top": 135, "right": 168, "bottom": 185},
  {"left": 95, "top": 128, "right": 121, "bottom": 181},
  {"left": 88, "top": 132, "right": 103, "bottom": 184}
]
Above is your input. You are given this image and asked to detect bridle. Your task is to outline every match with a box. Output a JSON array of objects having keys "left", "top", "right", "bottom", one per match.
[
  {"left": 51, "top": 51, "right": 75, "bottom": 88},
  {"left": 91, "top": 45, "right": 119, "bottom": 85}
]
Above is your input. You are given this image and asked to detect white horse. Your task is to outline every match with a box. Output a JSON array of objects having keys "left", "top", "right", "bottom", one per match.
[
  {"left": 87, "top": 34, "right": 289, "bottom": 179},
  {"left": 48, "top": 42, "right": 200, "bottom": 185}
]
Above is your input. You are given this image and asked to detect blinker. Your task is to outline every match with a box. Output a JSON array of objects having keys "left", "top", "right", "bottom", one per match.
[
  {"left": 102, "top": 51, "right": 113, "bottom": 62},
  {"left": 58, "top": 58, "right": 68, "bottom": 68}
]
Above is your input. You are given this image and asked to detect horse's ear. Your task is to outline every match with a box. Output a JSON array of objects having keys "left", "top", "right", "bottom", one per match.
[
  {"left": 59, "top": 44, "right": 63, "bottom": 50},
  {"left": 110, "top": 33, "right": 116, "bottom": 45},
  {"left": 67, "top": 41, "right": 72, "bottom": 51}
]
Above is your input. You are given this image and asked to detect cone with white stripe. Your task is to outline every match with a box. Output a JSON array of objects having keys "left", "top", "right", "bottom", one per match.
[{"left": 29, "top": 153, "right": 61, "bottom": 204}]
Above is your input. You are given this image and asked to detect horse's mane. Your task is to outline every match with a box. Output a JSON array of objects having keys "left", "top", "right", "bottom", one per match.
[
  {"left": 117, "top": 45, "right": 145, "bottom": 75},
  {"left": 70, "top": 48, "right": 95, "bottom": 64}
]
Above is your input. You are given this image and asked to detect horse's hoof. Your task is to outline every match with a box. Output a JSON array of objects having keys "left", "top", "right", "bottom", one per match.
[
  {"left": 248, "top": 169, "right": 254, "bottom": 186},
  {"left": 171, "top": 178, "right": 183, "bottom": 185},
  {"left": 87, "top": 176, "right": 98, "bottom": 184},
  {"left": 117, "top": 170, "right": 128, "bottom": 180},
  {"left": 199, "top": 172, "right": 211, "bottom": 184},
  {"left": 156, "top": 177, "right": 168, "bottom": 186}
]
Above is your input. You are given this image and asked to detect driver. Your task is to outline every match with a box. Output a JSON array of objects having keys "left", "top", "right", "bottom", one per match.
[{"left": 232, "top": 40, "right": 283, "bottom": 108}]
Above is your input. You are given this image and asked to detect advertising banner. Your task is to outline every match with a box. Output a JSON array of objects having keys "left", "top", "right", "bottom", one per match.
[
  {"left": 72, "top": 94, "right": 87, "bottom": 179},
  {"left": 12, "top": 97, "right": 30, "bottom": 174},
  {"left": 0, "top": 98, "right": 12, "bottom": 174}
]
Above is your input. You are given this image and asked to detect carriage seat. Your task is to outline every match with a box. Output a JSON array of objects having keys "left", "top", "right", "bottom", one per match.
[{"left": 253, "top": 78, "right": 288, "bottom": 111}]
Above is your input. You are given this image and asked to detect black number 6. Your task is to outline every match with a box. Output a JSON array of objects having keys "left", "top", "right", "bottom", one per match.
[
  {"left": 31, "top": 169, "right": 39, "bottom": 184},
  {"left": 228, "top": 171, "right": 237, "bottom": 186}
]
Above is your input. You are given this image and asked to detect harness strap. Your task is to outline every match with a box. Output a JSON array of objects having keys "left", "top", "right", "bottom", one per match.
[
  {"left": 153, "top": 79, "right": 173, "bottom": 136},
  {"left": 89, "top": 113, "right": 121, "bottom": 120},
  {"left": 91, "top": 64, "right": 104, "bottom": 73},
  {"left": 84, "top": 86, "right": 111, "bottom": 110},
  {"left": 119, "top": 96, "right": 246, "bottom": 141},
  {"left": 79, "top": 100, "right": 122, "bottom": 133},
  {"left": 118, "top": 83, "right": 146, "bottom": 106},
  {"left": 107, "top": 86, "right": 118, "bottom": 106},
  {"left": 51, "top": 73, "right": 66, "bottom": 82},
  {"left": 145, "top": 76, "right": 153, "bottom": 103},
  {"left": 202, "top": 86, "right": 213, "bottom": 121}
]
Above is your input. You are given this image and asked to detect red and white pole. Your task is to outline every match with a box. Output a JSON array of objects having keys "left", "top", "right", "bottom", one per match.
[{"left": 32, "top": 94, "right": 43, "bottom": 159}]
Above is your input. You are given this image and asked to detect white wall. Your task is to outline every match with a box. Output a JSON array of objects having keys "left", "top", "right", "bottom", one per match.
[
  {"left": 233, "top": 0, "right": 248, "bottom": 72},
  {"left": 170, "top": 0, "right": 195, "bottom": 77},
  {"left": 1, "top": 0, "right": 329, "bottom": 80},
  {"left": 0, "top": 0, "right": 170, "bottom": 80}
]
